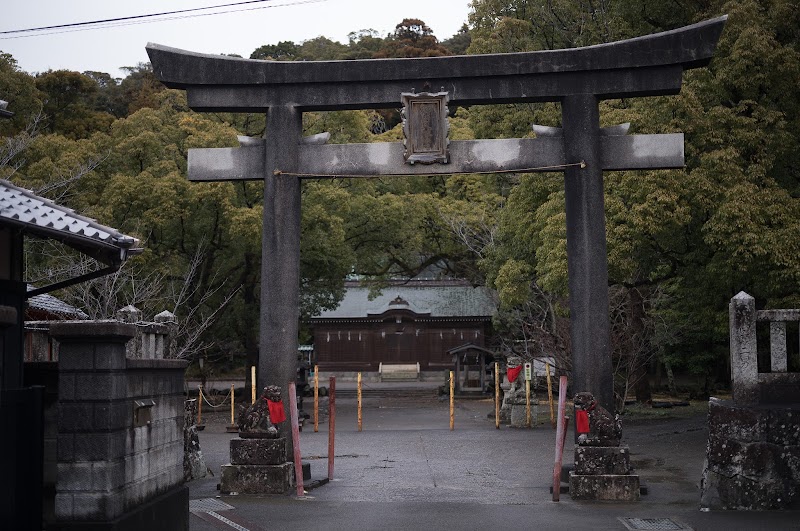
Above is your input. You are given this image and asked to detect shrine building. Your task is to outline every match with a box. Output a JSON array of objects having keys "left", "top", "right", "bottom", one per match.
[{"left": 309, "top": 280, "right": 496, "bottom": 380}]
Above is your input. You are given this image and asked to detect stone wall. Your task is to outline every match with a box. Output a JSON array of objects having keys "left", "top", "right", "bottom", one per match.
[
  {"left": 701, "top": 398, "right": 799, "bottom": 510},
  {"left": 49, "top": 321, "right": 188, "bottom": 529},
  {"left": 728, "top": 292, "right": 800, "bottom": 405},
  {"left": 701, "top": 293, "right": 800, "bottom": 510},
  {"left": 25, "top": 307, "right": 177, "bottom": 362}
]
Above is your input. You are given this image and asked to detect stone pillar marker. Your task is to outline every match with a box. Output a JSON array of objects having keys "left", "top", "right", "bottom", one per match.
[{"left": 729, "top": 291, "right": 758, "bottom": 404}]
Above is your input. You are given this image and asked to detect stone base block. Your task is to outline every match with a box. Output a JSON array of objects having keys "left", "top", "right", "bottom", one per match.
[
  {"left": 220, "top": 463, "right": 292, "bottom": 495},
  {"left": 230, "top": 437, "right": 286, "bottom": 465},
  {"left": 574, "top": 446, "right": 631, "bottom": 475},
  {"left": 700, "top": 467, "right": 798, "bottom": 510},
  {"left": 510, "top": 403, "right": 537, "bottom": 427},
  {"left": 569, "top": 473, "right": 640, "bottom": 501},
  {"left": 701, "top": 398, "right": 800, "bottom": 510}
]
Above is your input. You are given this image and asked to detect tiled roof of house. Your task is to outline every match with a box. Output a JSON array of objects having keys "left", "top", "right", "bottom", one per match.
[
  {"left": 312, "top": 282, "right": 497, "bottom": 320},
  {"left": 0, "top": 179, "right": 141, "bottom": 265},
  {"left": 26, "top": 285, "right": 88, "bottom": 319}
]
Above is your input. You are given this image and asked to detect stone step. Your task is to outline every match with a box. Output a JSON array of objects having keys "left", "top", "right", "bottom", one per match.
[{"left": 334, "top": 388, "right": 438, "bottom": 399}]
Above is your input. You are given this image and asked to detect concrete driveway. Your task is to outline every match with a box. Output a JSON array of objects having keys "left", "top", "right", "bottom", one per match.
[{"left": 187, "top": 387, "right": 798, "bottom": 530}]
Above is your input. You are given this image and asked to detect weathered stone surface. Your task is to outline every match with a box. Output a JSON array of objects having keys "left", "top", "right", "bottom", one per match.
[
  {"left": 729, "top": 292, "right": 758, "bottom": 404},
  {"left": 50, "top": 320, "right": 135, "bottom": 342},
  {"left": 569, "top": 472, "right": 640, "bottom": 501},
  {"left": 758, "top": 373, "right": 800, "bottom": 404},
  {"left": 769, "top": 321, "right": 787, "bottom": 372},
  {"left": 220, "top": 463, "right": 292, "bottom": 495},
  {"left": 701, "top": 399, "right": 800, "bottom": 510},
  {"left": 509, "top": 403, "right": 536, "bottom": 428},
  {"left": 574, "top": 392, "right": 621, "bottom": 446},
  {"left": 230, "top": 437, "right": 286, "bottom": 465},
  {"left": 146, "top": 17, "right": 727, "bottom": 110},
  {"left": 574, "top": 446, "right": 631, "bottom": 475},
  {"left": 700, "top": 468, "right": 797, "bottom": 511},
  {"left": 708, "top": 398, "right": 767, "bottom": 442},
  {"left": 768, "top": 409, "right": 800, "bottom": 446},
  {"left": 184, "top": 399, "right": 208, "bottom": 481}
]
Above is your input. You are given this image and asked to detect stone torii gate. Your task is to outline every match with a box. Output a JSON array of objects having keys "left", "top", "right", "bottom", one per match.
[{"left": 147, "top": 16, "right": 725, "bottom": 418}]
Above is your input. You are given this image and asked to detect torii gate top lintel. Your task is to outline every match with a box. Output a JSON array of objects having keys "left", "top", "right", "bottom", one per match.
[{"left": 146, "top": 16, "right": 726, "bottom": 112}]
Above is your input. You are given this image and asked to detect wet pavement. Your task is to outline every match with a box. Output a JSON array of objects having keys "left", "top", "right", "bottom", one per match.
[{"left": 188, "top": 384, "right": 799, "bottom": 530}]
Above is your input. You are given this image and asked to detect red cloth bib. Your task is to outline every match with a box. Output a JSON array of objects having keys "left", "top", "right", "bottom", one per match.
[
  {"left": 267, "top": 399, "right": 286, "bottom": 423},
  {"left": 576, "top": 409, "right": 590, "bottom": 434},
  {"left": 507, "top": 365, "right": 523, "bottom": 383}
]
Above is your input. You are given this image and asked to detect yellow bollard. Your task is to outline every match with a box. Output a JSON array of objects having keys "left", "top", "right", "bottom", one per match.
[
  {"left": 526, "top": 377, "right": 532, "bottom": 428},
  {"left": 314, "top": 365, "right": 319, "bottom": 433},
  {"left": 449, "top": 370, "right": 455, "bottom": 430},
  {"left": 546, "top": 362, "right": 555, "bottom": 428},
  {"left": 197, "top": 385, "right": 203, "bottom": 425},
  {"left": 251, "top": 366, "right": 256, "bottom": 404},
  {"left": 226, "top": 383, "right": 238, "bottom": 432},
  {"left": 495, "top": 362, "right": 500, "bottom": 429},
  {"left": 357, "top": 372, "right": 362, "bottom": 432}
]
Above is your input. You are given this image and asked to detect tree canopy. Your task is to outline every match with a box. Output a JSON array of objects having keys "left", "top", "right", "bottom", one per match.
[{"left": 2, "top": 4, "right": 798, "bottom": 397}]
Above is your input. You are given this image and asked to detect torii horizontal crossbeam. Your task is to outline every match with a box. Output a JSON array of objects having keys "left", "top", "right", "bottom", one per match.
[
  {"left": 188, "top": 134, "right": 684, "bottom": 181},
  {"left": 146, "top": 16, "right": 726, "bottom": 111}
]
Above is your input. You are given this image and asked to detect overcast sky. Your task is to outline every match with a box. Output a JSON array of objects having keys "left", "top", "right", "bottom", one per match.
[{"left": 1, "top": 0, "right": 473, "bottom": 77}]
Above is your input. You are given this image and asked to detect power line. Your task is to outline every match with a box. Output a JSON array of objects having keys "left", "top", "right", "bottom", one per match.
[{"left": 1, "top": 0, "right": 326, "bottom": 36}]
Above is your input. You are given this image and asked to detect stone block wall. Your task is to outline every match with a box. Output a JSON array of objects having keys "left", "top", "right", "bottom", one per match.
[
  {"left": 125, "top": 359, "right": 186, "bottom": 508},
  {"left": 25, "top": 308, "right": 177, "bottom": 363},
  {"left": 700, "top": 398, "right": 800, "bottom": 510},
  {"left": 50, "top": 321, "right": 187, "bottom": 528}
]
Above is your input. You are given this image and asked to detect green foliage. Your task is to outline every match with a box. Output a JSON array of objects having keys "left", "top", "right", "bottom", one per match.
[
  {"left": 303, "top": 110, "right": 372, "bottom": 144},
  {"left": 469, "top": 0, "right": 619, "bottom": 52},
  {"left": 0, "top": 52, "right": 43, "bottom": 136},
  {"left": 34, "top": 70, "right": 115, "bottom": 139},
  {"left": 374, "top": 18, "right": 450, "bottom": 58},
  {"left": 250, "top": 41, "right": 299, "bottom": 60},
  {"left": 442, "top": 24, "right": 472, "bottom": 55},
  {"left": 466, "top": 0, "right": 800, "bottom": 389},
  {"left": 4, "top": 2, "right": 800, "bottom": 388}
]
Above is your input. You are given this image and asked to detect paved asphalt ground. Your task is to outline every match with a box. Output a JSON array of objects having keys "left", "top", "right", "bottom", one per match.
[{"left": 187, "top": 383, "right": 799, "bottom": 530}]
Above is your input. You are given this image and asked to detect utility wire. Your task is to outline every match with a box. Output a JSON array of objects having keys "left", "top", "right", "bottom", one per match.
[{"left": 1, "top": 0, "right": 327, "bottom": 36}]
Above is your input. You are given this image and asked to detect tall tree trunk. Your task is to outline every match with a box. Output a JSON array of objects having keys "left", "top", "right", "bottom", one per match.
[
  {"left": 664, "top": 360, "right": 678, "bottom": 397},
  {"left": 630, "top": 287, "right": 652, "bottom": 403}
]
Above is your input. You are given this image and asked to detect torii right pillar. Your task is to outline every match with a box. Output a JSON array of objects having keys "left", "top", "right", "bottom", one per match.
[{"left": 562, "top": 94, "right": 613, "bottom": 410}]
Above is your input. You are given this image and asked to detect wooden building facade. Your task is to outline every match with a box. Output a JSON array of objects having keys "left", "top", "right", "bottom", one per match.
[{"left": 309, "top": 280, "right": 496, "bottom": 374}]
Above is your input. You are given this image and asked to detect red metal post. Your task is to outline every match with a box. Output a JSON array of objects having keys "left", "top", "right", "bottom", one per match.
[
  {"left": 552, "top": 375, "right": 568, "bottom": 502},
  {"left": 328, "top": 376, "right": 336, "bottom": 481},
  {"left": 288, "top": 381, "right": 304, "bottom": 496}
]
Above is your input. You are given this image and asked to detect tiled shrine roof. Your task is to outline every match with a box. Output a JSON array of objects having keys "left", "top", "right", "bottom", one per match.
[{"left": 0, "top": 179, "right": 141, "bottom": 265}]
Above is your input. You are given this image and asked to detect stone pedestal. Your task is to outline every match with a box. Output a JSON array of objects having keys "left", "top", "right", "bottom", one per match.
[
  {"left": 510, "top": 401, "right": 537, "bottom": 428},
  {"left": 569, "top": 446, "right": 640, "bottom": 501},
  {"left": 220, "top": 437, "right": 291, "bottom": 495}
]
